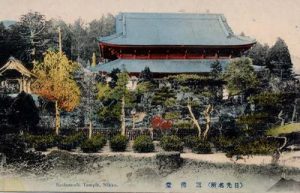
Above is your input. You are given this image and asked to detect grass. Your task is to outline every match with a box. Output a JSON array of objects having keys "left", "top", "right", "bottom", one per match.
[{"left": 266, "top": 123, "right": 300, "bottom": 136}]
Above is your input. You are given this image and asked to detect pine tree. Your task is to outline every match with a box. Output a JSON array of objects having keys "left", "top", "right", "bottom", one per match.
[
  {"left": 139, "top": 66, "right": 153, "bottom": 82},
  {"left": 210, "top": 60, "right": 222, "bottom": 79},
  {"left": 266, "top": 38, "right": 293, "bottom": 79},
  {"left": 246, "top": 42, "right": 269, "bottom": 66}
]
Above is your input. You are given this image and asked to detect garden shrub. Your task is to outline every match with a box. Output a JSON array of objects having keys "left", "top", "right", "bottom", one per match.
[
  {"left": 192, "top": 139, "right": 212, "bottom": 154},
  {"left": 23, "top": 133, "right": 59, "bottom": 151},
  {"left": 110, "top": 134, "right": 128, "bottom": 152},
  {"left": 133, "top": 135, "right": 154, "bottom": 153},
  {"left": 58, "top": 132, "right": 87, "bottom": 151},
  {"left": 0, "top": 134, "right": 44, "bottom": 164},
  {"left": 183, "top": 136, "right": 199, "bottom": 148},
  {"left": 211, "top": 136, "right": 234, "bottom": 152},
  {"left": 160, "top": 135, "right": 183, "bottom": 152},
  {"left": 225, "top": 137, "right": 279, "bottom": 157},
  {"left": 81, "top": 134, "right": 106, "bottom": 153}
]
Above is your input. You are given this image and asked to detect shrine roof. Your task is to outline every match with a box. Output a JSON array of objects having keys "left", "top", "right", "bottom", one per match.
[
  {"left": 99, "top": 12, "right": 256, "bottom": 46},
  {"left": 0, "top": 57, "right": 34, "bottom": 77},
  {"left": 90, "top": 59, "right": 231, "bottom": 74}
]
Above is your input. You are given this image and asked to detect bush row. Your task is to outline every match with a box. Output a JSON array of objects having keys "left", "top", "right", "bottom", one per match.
[{"left": 24, "top": 133, "right": 277, "bottom": 156}]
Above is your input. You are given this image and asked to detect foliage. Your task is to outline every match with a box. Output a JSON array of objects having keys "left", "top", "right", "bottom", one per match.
[
  {"left": 17, "top": 12, "right": 51, "bottom": 64},
  {"left": 211, "top": 136, "right": 234, "bottom": 152},
  {"left": 109, "top": 68, "right": 121, "bottom": 88},
  {"left": 210, "top": 60, "right": 223, "bottom": 78},
  {"left": 0, "top": 134, "right": 44, "bottom": 164},
  {"left": 183, "top": 136, "right": 199, "bottom": 148},
  {"left": 166, "top": 74, "right": 224, "bottom": 88},
  {"left": 136, "top": 81, "right": 156, "bottom": 93},
  {"left": 31, "top": 134, "right": 59, "bottom": 151},
  {"left": 80, "top": 134, "right": 106, "bottom": 153},
  {"left": 164, "top": 111, "right": 180, "bottom": 120},
  {"left": 0, "top": 11, "right": 115, "bottom": 68},
  {"left": 151, "top": 116, "right": 173, "bottom": 131},
  {"left": 133, "top": 135, "right": 155, "bottom": 153},
  {"left": 7, "top": 92, "right": 40, "bottom": 132},
  {"left": 98, "top": 102, "right": 121, "bottom": 125},
  {"left": 246, "top": 42, "right": 269, "bottom": 66},
  {"left": 266, "top": 38, "right": 293, "bottom": 79},
  {"left": 97, "top": 83, "right": 110, "bottom": 100},
  {"left": 266, "top": 123, "right": 300, "bottom": 136},
  {"left": 32, "top": 51, "right": 80, "bottom": 111},
  {"left": 226, "top": 138, "right": 278, "bottom": 157},
  {"left": 139, "top": 66, "right": 153, "bottom": 82},
  {"left": 164, "top": 98, "right": 176, "bottom": 108},
  {"left": 192, "top": 140, "right": 212, "bottom": 154},
  {"left": 173, "top": 120, "right": 194, "bottom": 129},
  {"left": 110, "top": 134, "right": 128, "bottom": 152},
  {"left": 152, "top": 86, "right": 176, "bottom": 106},
  {"left": 223, "top": 57, "right": 259, "bottom": 95},
  {"left": 0, "top": 95, "right": 14, "bottom": 133},
  {"left": 160, "top": 135, "right": 183, "bottom": 152},
  {"left": 237, "top": 113, "right": 272, "bottom": 135},
  {"left": 58, "top": 132, "right": 86, "bottom": 150},
  {"left": 32, "top": 51, "right": 80, "bottom": 133}
]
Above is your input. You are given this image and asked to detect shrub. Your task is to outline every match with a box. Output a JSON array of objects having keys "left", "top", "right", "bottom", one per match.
[
  {"left": 160, "top": 135, "right": 183, "bottom": 152},
  {"left": 225, "top": 137, "right": 278, "bottom": 157},
  {"left": 192, "top": 140, "right": 212, "bottom": 154},
  {"left": 81, "top": 134, "right": 107, "bottom": 153},
  {"left": 183, "top": 136, "right": 199, "bottom": 148},
  {"left": 110, "top": 134, "right": 128, "bottom": 152},
  {"left": 211, "top": 136, "right": 234, "bottom": 152},
  {"left": 0, "top": 134, "right": 44, "bottom": 164},
  {"left": 133, "top": 135, "right": 154, "bottom": 153},
  {"left": 58, "top": 132, "right": 87, "bottom": 151},
  {"left": 23, "top": 134, "right": 58, "bottom": 151}
]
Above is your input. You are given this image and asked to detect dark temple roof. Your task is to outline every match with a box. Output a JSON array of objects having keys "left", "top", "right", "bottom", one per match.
[
  {"left": 99, "top": 12, "right": 256, "bottom": 46},
  {"left": 90, "top": 59, "right": 231, "bottom": 74}
]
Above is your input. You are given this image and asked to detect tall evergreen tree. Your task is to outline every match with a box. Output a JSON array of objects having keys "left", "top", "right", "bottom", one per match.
[
  {"left": 210, "top": 60, "right": 222, "bottom": 79},
  {"left": 266, "top": 38, "right": 293, "bottom": 79},
  {"left": 139, "top": 66, "right": 153, "bottom": 82},
  {"left": 7, "top": 92, "right": 40, "bottom": 132},
  {"left": 246, "top": 42, "right": 269, "bottom": 66}
]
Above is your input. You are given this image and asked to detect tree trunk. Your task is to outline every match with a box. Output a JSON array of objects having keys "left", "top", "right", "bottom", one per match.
[
  {"left": 88, "top": 120, "right": 93, "bottom": 139},
  {"left": 121, "top": 95, "right": 126, "bottom": 136},
  {"left": 55, "top": 101, "right": 60, "bottom": 135},
  {"left": 291, "top": 104, "right": 296, "bottom": 123},
  {"left": 278, "top": 110, "right": 285, "bottom": 126},
  {"left": 203, "top": 104, "right": 213, "bottom": 140},
  {"left": 187, "top": 104, "right": 201, "bottom": 138}
]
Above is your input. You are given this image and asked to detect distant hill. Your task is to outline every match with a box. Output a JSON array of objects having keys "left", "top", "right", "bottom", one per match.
[
  {"left": 1, "top": 20, "right": 16, "bottom": 28},
  {"left": 291, "top": 55, "right": 300, "bottom": 75}
]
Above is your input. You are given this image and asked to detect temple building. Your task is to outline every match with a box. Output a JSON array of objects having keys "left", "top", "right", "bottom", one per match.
[
  {"left": 92, "top": 12, "right": 256, "bottom": 79},
  {"left": 0, "top": 57, "right": 35, "bottom": 94}
]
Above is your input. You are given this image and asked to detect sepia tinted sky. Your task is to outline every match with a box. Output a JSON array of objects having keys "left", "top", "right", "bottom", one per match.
[{"left": 0, "top": 0, "right": 300, "bottom": 71}]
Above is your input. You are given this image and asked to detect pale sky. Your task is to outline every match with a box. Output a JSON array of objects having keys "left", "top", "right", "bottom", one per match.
[{"left": 1, "top": 0, "right": 300, "bottom": 72}]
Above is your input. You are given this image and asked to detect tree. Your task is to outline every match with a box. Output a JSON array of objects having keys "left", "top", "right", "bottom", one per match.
[
  {"left": 111, "top": 72, "right": 130, "bottom": 135},
  {"left": 85, "top": 14, "right": 116, "bottom": 63},
  {"left": 8, "top": 92, "right": 40, "bottom": 132},
  {"left": 223, "top": 57, "right": 259, "bottom": 96},
  {"left": 210, "top": 60, "right": 222, "bottom": 79},
  {"left": 246, "top": 42, "right": 269, "bottom": 66},
  {"left": 98, "top": 71, "right": 130, "bottom": 135},
  {"left": 109, "top": 68, "right": 121, "bottom": 88},
  {"left": 17, "top": 12, "right": 51, "bottom": 64},
  {"left": 48, "top": 19, "right": 73, "bottom": 58},
  {"left": 266, "top": 38, "right": 293, "bottom": 79},
  {"left": 32, "top": 51, "right": 80, "bottom": 134},
  {"left": 139, "top": 66, "right": 153, "bottom": 82},
  {"left": 70, "top": 18, "right": 88, "bottom": 63}
]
